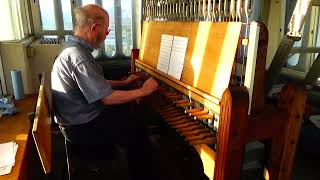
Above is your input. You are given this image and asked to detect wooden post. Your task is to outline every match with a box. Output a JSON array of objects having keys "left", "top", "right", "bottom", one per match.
[
  {"left": 278, "top": 84, "right": 307, "bottom": 180},
  {"left": 251, "top": 22, "right": 268, "bottom": 114},
  {"left": 131, "top": 49, "right": 140, "bottom": 73},
  {"left": 214, "top": 86, "right": 249, "bottom": 180}
]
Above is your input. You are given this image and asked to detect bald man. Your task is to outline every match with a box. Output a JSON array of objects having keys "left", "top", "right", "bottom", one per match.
[{"left": 51, "top": 4, "right": 158, "bottom": 179}]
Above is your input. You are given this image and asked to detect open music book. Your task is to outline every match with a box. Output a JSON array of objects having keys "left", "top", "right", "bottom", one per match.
[{"left": 157, "top": 34, "right": 188, "bottom": 80}]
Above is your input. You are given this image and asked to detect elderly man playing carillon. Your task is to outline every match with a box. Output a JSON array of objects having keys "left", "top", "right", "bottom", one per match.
[{"left": 51, "top": 4, "right": 158, "bottom": 179}]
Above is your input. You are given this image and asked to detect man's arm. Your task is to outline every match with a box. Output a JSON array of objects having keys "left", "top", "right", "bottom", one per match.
[
  {"left": 101, "top": 78, "right": 158, "bottom": 105},
  {"left": 107, "top": 79, "right": 129, "bottom": 88},
  {"left": 107, "top": 74, "right": 139, "bottom": 88}
]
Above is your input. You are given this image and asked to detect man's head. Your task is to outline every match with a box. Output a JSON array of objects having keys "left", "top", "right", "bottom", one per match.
[{"left": 74, "top": 4, "right": 109, "bottom": 49}]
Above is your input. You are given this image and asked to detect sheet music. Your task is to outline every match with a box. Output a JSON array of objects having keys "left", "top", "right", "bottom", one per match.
[
  {"left": 157, "top": 34, "right": 173, "bottom": 73},
  {"left": 168, "top": 36, "right": 189, "bottom": 80}
]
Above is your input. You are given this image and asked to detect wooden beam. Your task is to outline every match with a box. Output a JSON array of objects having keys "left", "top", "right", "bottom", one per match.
[
  {"left": 313, "top": 0, "right": 320, "bottom": 6},
  {"left": 305, "top": 54, "right": 320, "bottom": 84},
  {"left": 291, "top": 47, "right": 320, "bottom": 54},
  {"left": 265, "top": 35, "right": 295, "bottom": 94}
]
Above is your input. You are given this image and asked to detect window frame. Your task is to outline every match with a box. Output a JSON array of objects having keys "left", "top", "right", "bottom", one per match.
[
  {"left": 29, "top": 0, "right": 139, "bottom": 60},
  {"left": 0, "top": 0, "right": 32, "bottom": 41},
  {"left": 282, "top": 2, "right": 320, "bottom": 80}
]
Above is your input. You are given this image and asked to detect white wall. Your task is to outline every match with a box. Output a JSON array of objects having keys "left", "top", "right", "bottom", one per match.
[
  {"left": 0, "top": 37, "right": 34, "bottom": 95},
  {"left": 29, "top": 40, "right": 63, "bottom": 94},
  {"left": 266, "top": 0, "right": 286, "bottom": 69}
]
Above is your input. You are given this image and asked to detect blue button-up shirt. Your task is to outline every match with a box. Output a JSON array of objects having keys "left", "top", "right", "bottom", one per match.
[{"left": 51, "top": 35, "right": 113, "bottom": 126}]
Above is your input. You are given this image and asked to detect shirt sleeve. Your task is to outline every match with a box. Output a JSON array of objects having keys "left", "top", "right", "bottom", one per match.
[{"left": 72, "top": 60, "right": 113, "bottom": 104}]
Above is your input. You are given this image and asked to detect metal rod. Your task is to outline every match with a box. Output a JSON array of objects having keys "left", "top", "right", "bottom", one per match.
[
  {"left": 207, "top": 0, "right": 212, "bottom": 21},
  {"left": 203, "top": 0, "right": 207, "bottom": 20},
  {"left": 212, "top": 0, "right": 217, "bottom": 21},
  {"left": 236, "top": 0, "right": 242, "bottom": 21},
  {"left": 230, "top": 0, "right": 236, "bottom": 21},
  {"left": 218, "top": 0, "right": 223, "bottom": 21},
  {"left": 223, "top": 0, "right": 228, "bottom": 21}
]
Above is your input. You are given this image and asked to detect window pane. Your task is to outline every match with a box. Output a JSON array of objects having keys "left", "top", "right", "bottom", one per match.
[
  {"left": 39, "top": 0, "right": 56, "bottom": 30},
  {"left": 0, "top": 0, "right": 16, "bottom": 40},
  {"left": 102, "top": 0, "right": 116, "bottom": 57},
  {"left": 287, "top": 53, "right": 300, "bottom": 66},
  {"left": 121, "top": 0, "right": 132, "bottom": 56},
  {"left": 82, "top": 0, "right": 95, "bottom": 6},
  {"left": 61, "top": 0, "right": 73, "bottom": 30}
]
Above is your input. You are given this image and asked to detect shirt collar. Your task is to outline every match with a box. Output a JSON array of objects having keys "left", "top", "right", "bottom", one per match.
[{"left": 66, "top": 35, "right": 94, "bottom": 52}]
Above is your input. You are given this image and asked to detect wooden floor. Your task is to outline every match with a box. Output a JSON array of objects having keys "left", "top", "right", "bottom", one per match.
[
  {"left": 1, "top": 95, "right": 319, "bottom": 180},
  {"left": 0, "top": 95, "right": 37, "bottom": 180}
]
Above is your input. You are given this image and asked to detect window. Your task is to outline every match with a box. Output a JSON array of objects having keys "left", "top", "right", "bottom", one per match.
[
  {"left": 32, "top": 0, "right": 138, "bottom": 59},
  {"left": 102, "top": 0, "right": 116, "bottom": 57},
  {"left": 121, "top": 0, "right": 133, "bottom": 56},
  {"left": 0, "top": 0, "right": 31, "bottom": 41},
  {"left": 62, "top": 0, "right": 73, "bottom": 30},
  {"left": 39, "top": 0, "right": 56, "bottom": 30},
  {"left": 283, "top": 2, "right": 320, "bottom": 80}
]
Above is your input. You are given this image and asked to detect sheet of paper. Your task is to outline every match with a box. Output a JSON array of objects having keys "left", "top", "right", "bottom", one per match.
[
  {"left": 0, "top": 142, "right": 18, "bottom": 168},
  {"left": 168, "top": 36, "right": 189, "bottom": 80},
  {"left": 157, "top": 34, "right": 174, "bottom": 73},
  {"left": 0, "top": 165, "right": 13, "bottom": 176},
  {"left": 0, "top": 142, "right": 15, "bottom": 167},
  {"left": 0, "top": 142, "right": 18, "bottom": 176}
]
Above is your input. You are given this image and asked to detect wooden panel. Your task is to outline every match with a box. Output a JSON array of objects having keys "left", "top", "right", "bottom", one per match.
[
  {"left": 139, "top": 21, "right": 242, "bottom": 99},
  {"left": 214, "top": 87, "right": 249, "bottom": 180},
  {"left": 194, "top": 144, "right": 216, "bottom": 180},
  {"left": 140, "top": 21, "right": 164, "bottom": 68},
  {"left": 32, "top": 73, "right": 51, "bottom": 174}
]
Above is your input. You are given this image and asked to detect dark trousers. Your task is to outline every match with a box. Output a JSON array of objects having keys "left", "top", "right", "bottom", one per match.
[{"left": 60, "top": 105, "right": 154, "bottom": 179}]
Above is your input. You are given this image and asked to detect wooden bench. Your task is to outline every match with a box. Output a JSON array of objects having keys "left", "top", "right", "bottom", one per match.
[{"left": 32, "top": 72, "right": 52, "bottom": 174}]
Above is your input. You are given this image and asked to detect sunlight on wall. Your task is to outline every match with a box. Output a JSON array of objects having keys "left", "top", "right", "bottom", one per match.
[
  {"left": 190, "top": 23, "right": 211, "bottom": 87},
  {"left": 212, "top": 23, "right": 241, "bottom": 98},
  {"left": 139, "top": 22, "right": 150, "bottom": 61}
]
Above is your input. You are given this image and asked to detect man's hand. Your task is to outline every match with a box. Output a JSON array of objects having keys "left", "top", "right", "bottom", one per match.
[
  {"left": 141, "top": 78, "right": 158, "bottom": 95},
  {"left": 126, "top": 74, "right": 140, "bottom": 84}
]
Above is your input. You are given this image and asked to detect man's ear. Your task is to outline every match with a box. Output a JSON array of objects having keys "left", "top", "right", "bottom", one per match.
[{"left": 90, "top": 23, "right": 98, "bottom": 32}]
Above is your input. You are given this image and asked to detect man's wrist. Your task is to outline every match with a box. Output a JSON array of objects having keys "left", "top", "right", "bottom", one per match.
[{"left": 124, "top": 78, "right": 131, "bottom": 85}]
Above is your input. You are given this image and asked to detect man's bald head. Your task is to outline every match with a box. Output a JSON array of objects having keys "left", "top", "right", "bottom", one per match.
[{"left": 74, "top": 4, "right": 109, "bottom": 29}]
